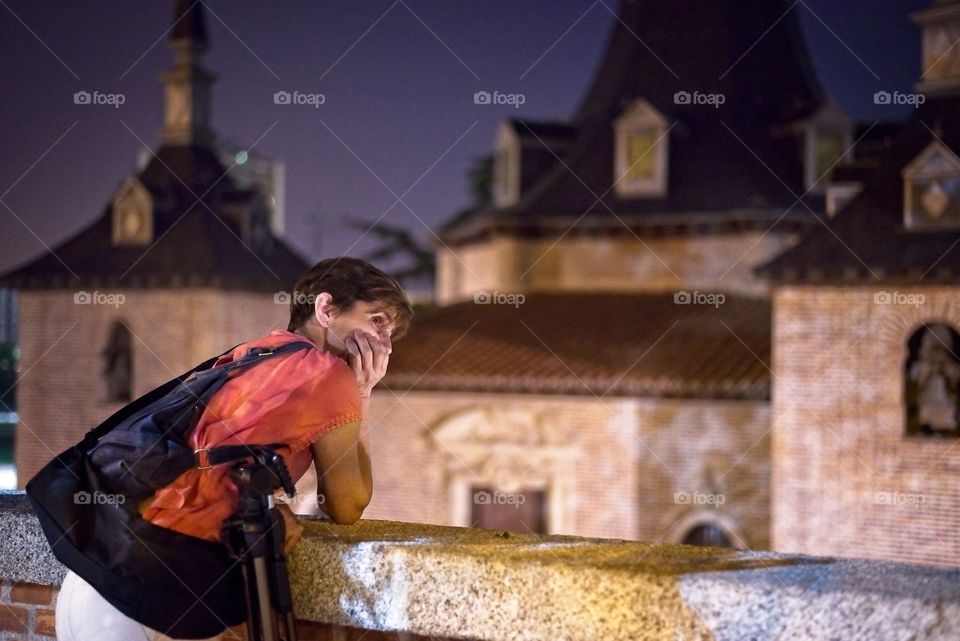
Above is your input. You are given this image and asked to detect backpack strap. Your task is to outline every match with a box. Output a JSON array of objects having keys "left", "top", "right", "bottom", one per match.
[
  {"left": 159, "top": 340, "right": 318, "bottom": 472},
  {"left": 79, "top": 343, "right": 244, "bottom": 448},
  {"left": 81, "top": 340, "right": 315, "bottom": 449}
]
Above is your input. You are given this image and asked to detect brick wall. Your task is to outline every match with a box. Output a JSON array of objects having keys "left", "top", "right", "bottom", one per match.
[
  {"left": 0, "top": 580, "right": 455, "bottom": 641},
  {"left": 772, "top": 285, "right": 960, "bottom": 567},
  {"left": 361, "top": 391, "right": 770, "bottom": 548},
  {"left": 0, "top": 582, "right": 57, "bottom": 640},
  {"left": 14, "top": 288, "right": 291, "bottom": 487}
]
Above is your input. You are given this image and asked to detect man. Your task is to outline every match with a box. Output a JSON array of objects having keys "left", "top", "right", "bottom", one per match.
[{"left": 55, "top": 256, "right": 413, "bottom": 641}]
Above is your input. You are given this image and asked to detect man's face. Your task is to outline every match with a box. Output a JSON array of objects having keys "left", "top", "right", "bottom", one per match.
[{"left": 325, "top": 300, "right": 395, "bottom": 358}]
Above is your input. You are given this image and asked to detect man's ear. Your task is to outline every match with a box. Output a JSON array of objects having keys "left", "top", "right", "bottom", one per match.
[{"left": 313, "top": 292, "right": 336, "bottom": 327}]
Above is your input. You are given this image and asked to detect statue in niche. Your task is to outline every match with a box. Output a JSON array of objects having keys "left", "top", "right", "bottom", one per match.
[
  {"left": 906, "top": 324, "right": 960, "bottom": 437},
  {"left": 101, "top": 321, "right": 132, "bottom": 403}
]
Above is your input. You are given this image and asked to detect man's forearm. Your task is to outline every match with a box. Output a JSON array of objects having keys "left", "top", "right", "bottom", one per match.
[
  {"left": 358, "top": 394, "right": 373, "bottom": 499},
  {"left": 359, "top": 394, "right": 371, "bottom": 450}
]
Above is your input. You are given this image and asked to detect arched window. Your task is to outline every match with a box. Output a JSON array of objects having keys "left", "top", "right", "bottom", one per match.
[
  {"left": 681, "top": 523, "right": 733, "bottom": 548},
  {"left": 101, "top": 320, "right": 133, "bottom": 403},
  {"left": 905, "top": 323, "right": 960, "bottom": 437},
  {"left": 667, "top": 510, "right": 745, "bottom": 550}
]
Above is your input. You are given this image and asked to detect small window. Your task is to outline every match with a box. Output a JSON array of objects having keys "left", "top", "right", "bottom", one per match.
[
  {"left": 471, "top": 485, "right": 546, "bottom": 534},
  {"left": 614, "top": 99, "right": 669, "bottom": 198},
  {"left": 494, "top": 146, "right": 518, "bottom": 206},
  {"left": 802, "top": 101, "right": 851, "bottom": 193},
  {"left": 905, "top": 323, "right": 960, "bottom": 437},
  {"left": 493, "top": 123, "right": 521, "bottom": 208},
  {"left": 902, "top": 141, "right": 960, "bottom": 230},
  {"left": 623, "top": 129, "right": 660, "bottom": 183},
  {"left": 815, "top": 131, "right": 846, "bottom": 184},
  {"left": 681, "top": 523, "right": 734, "bottom": 548},
  {"left": 101, "top": 321, "right": 133, "bottom": 403}
]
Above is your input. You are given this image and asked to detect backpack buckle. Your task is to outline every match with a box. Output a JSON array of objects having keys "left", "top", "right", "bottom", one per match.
[{"left": 195, "top": 448, "right": 213, "bottom": 470}]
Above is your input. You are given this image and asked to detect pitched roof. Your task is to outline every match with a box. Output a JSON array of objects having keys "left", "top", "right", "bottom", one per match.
[
  {"left": 0, "top": 144, "right": 310, "bottom": 291},
  {"left": 441, "top": 0, "right": 827, "bottom": 245},
  {"left": 382, "top": 291, "right": 770, "bottom": 400},
  {"left": 757, "top": 94, "right": 960, "bottom": 284}
]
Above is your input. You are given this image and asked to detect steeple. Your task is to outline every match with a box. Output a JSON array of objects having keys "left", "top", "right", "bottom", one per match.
[
  {"left": 160, "top": 0, "right": 215, "bottom": 147},
  {"left": 913, "top": 0, "right": 960, "bottom": 96},
  {"left": 572, "top": 0, "right": 824, "bottom": 127}
]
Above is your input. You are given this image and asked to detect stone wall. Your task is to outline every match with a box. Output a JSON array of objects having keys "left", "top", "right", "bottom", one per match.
[
  {"left": 1, "top": 492, "right": 957, "bottom": 641},
  {"left": 771, "top": 285, "right": 960, "bottom": 567}
]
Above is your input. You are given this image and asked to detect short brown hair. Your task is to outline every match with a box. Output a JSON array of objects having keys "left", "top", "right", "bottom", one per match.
[{"left": 286, "top": 256, "right": 413, "bottom": 341}]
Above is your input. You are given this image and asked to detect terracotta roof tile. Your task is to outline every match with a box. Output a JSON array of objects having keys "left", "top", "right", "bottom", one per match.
[{"left": 383, "top": 291, "right": 770, "bottom": 400}]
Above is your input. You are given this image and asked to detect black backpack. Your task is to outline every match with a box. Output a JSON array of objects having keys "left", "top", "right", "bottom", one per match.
[{"left": 26, "top": 339, "right": 316, "bottom": 639}]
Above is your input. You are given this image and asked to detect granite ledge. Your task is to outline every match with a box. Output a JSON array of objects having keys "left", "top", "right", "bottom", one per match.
[{"left": 2, "top": 491, "right": 959, "bottom": 640}]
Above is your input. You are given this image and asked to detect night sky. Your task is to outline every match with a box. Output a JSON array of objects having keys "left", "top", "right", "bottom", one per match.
[{"left": 0, "top": 0, "right": 932, "bottom": 278}]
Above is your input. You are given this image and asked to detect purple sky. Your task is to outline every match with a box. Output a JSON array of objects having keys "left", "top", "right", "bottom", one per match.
[{"left": 0, "top": 0, "right": 931, "bottom": 278}]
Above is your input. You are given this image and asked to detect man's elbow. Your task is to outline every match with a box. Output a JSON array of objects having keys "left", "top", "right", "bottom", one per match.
[{"left": 327, "top": 493, "right": 371, "bottom": 525}]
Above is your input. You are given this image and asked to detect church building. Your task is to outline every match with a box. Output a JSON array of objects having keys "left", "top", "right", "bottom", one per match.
[{"left": 0, "top": 1, "right": 308, "bottom": 485}]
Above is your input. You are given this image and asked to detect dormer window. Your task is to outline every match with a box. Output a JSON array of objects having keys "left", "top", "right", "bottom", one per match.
[
  {"left": 803, "top": 101, "right": 852, "bottom": 193},
  {"left": 613, "top": 99, "right": 668, "bottom": 198},
  {"left": 111, "top": 177, "right": 153, "bottom": 246},
  {"left": 902, "top": 140, "right": 960, "bottom": 230},
  {"left": 493, "top": 123, "right": 520, "bottom": 208}
]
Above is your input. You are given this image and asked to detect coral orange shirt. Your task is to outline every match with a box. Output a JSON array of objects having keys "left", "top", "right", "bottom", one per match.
[{"left": 139, "top": 330, "right": 363, "bottom": 542}]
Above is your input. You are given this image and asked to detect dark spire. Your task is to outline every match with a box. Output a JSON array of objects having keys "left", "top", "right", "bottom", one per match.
[
  {"left": 171, "top": 0, "right": 208, "bottom": 50},
  {"left": 161, "top": 0, "right": 216, "bottom": 147}
]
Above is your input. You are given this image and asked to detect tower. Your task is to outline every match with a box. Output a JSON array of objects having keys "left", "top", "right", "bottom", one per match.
[{"left": 0, "top": 1, "right": 310, "bottom": 486}]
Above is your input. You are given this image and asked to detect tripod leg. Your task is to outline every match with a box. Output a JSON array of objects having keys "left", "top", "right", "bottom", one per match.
[{"left": 252, "top": 555, "right": 281, "bottom": 641}]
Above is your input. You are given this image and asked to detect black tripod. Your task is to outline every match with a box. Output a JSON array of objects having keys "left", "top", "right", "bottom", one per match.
[{"left": 221, "top": 446, "right": 299, "bottom": 641}]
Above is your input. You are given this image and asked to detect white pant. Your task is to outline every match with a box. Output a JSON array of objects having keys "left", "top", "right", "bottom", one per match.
[{"left": 56, "top": 569, "right": 225, "bottom": 641}]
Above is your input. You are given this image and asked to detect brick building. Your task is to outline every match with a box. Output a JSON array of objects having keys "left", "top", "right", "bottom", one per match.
[
  {"left": 757, "top": 0, "right": 960, "bottom": 568},
  {"left": 364, "top": 0, "right": 845, "bottom": 551},
  {"left": 0, "top": 1, "right": 308, "bottom": 486},
  {"left": 2, "top": 0, "right": 957, "bottom": 569}
]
